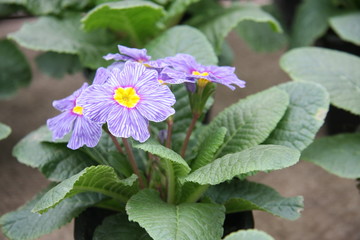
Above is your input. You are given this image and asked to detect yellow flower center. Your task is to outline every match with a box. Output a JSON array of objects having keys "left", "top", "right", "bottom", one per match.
[
  {"left": 158, "top": 79, "right": 165, "bottom": 85},
  {"left": 192, "top": 71, "right": 210, "bottom": 88},
  {"left": 113, "top": 87, "right": 140, "bottom": 108},
  {"left": 192, "top": 71, "right": 209, "bottom": 77},
  {"left": 72, "top": 106, "right": 83, "bottom": 115}
]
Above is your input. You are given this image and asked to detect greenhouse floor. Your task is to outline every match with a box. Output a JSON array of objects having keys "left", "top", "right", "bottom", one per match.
[{"left": 1, "top": 18, "right": 359, "bottom": 240}]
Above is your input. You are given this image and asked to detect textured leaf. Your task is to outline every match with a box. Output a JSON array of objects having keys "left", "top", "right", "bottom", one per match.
[
  {"left": 162, "top": 0, "right": 200, "bottom": 26},
  {"left": 236, "top": 20, "right": 287, "bottom": 52},
  {"left": 330, "top": 12, "right": 360, "bottom": 46},
  {"left": 8, "top": 14, "right": 117, "bottom": 69},
  {"left": 0, "top": 187, "right": 105, "bottom": 240},
  {"left": 192, "top": 4, "right": 282, "bottom": 52},
  {"left": 264, "top": 82, "right": 329, "bottom": 151},
  {"left": 205, "top": 179, "right": 303, "bottom": 220},
  {"left": 0, "top": 39, "right": 31, "bottom": 99},
  {"left": 133, "top": 139, "right": 190, "bottom": 176},
  {"left": 191, "top": 127, "right": 227, "bottom": 171},
  {"left": 280, "top": 47, "right": 360, "bottom": 115},
  {"left": 126, "top": 189, "right": 225, "bottom": 240},
  {"left": 302, "top": 133, "right": 360, "bottom": 179},
  {"left": 200, "top": 87, "right": 289, "bottom": 158},
  {"left": 0, "top": 122, "right": 11, "bottom": 140},
  {"left": 290, "top": 0, "right": 339, "bottom": 47},
  {"left": 33, "top": 166, "right": 138, "bottom": 214},
  {"left": 183, "top": 145, "right": 300, "bottom": 185},
  {"left": 146, "top": 25, "right": 218, "bottom": 65},
  {"left": 93, "top": 213, "right": 152, "bottom": 240},
  {"left": 223, "top": 229, "right": 274, "bottom": 240},
  {"left": 81, "top": 1, "right": 164, "bottom": 46},
  {"left": 35, "top": 52, "right": 82, "bottom": 79},
  {"left": 12, "top": 126, "right": 96, "bottom": 182},
  {"left": 25, "top": 0, "right": 92, "bottom": 15}
]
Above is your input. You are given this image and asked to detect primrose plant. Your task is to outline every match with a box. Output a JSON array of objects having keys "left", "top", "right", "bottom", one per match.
[{"left": 0, "top": 42, "right": 332, "bottom": 240}]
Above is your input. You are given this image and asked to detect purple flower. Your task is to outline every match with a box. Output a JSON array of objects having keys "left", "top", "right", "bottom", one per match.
[
  {"left": 47, "top": 83, "right": 103, "bottom": 150},
  {"left": 77, "top": 62, "right": 176, "bottom": 143},
  {"left": 165, "top": 54, "right": 246, "bottom": 90},
  {"left": 103, "top": 45, "right": 152, "bottom": 70}
]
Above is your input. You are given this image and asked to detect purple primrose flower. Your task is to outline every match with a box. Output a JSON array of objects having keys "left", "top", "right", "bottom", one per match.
[
  {"left": 47, "top": 83, "right": 103, "bottom": 150},
  {"left": 77, "top": 62, "right": 176, "bottom": 143},
  {"left": 104, "top": 45, "right": 152, "bottom": 69},
  {"left": 165, "top": 54, "right": 246, "bottom": 90}
]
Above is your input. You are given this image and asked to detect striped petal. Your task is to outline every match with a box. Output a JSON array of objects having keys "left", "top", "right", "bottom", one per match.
[
  {"left": 47, "top": 111, "right": 76, "bottom": 140},
  {"left": 53, "top": 83, "right": 89, "bottom": 111},
  {"left": 107, "top": 106, "right": 150, "bottom": 143},
  {"left": 67, "top": 116, "right": 102, "bottom": 150}
]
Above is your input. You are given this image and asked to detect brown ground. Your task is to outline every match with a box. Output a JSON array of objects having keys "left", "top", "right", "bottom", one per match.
[{"left": 0, "top": 18, "right": 359, "bottom": 240}]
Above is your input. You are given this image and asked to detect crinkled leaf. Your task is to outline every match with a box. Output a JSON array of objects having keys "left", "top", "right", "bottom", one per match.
[
  {"left": 0, "top": 122, "right": 11, "bottom": 140},
  {"left": 126, "top": 189, "right": 225, "bottom": 240},
  {"left": 0, "top": 186, "right": 105, "bottom": 240},
  {"left": 81, "top": 1, "right": 164, "bottom": 46},
  {"left": 330, "top": 12, "right": 360, "bottom": 46},
  {"left": 0, "top": 39, "right": 31, "bottom": 99},
  {"left": 200, "top": 87, "right": 289, "bottom": 158},
  {"left": 146, "top": 25, "right": 218, "bottom": 65},
  {"left": 33, "top": 165, "right": 138, "bottom": 214},
  {"left": 264, "top": 82, "right": 330, "bottom": 151},
  {"left": 133, "top": 139, "right": 190, "bottom": 177},
  {"left": 290, "top": 0, "right": 339, "bottom": 47},
  {"left": 191, "top": 4, "right": 282, "bottom": 52},
  {"left": 223, "top": 229, "right": 275, "bottom": 240},
  {"left": 183, "top": 145, "right": 300, "bottom": 185},
  {"left": 162, "top": 0, "right": 200, "bottom": 27},
  {"left": 205, "top": 179, "right": 303, "bottom": 220},
  {"left": 35, "top": 52, "right": 82, "bottom": 79},
  {"left": 25, "top": 0, "right": 92, "bottom": 15},
  {"left": 302, "top": 133, "right": 360, "bottom": 179},
  {"left": 280, "top": 47, "right": 360, "bottom": 115},
  {"left": 93, "top": 213, "right": 151, "bottom": 240},
  {"left": 191, "top": 127, "right": 227, "bottom": 171},
  {"left": 12, "top": 126, "right": 96, "bottom": 182},
  {"left": 8, "top": 14, "right": 117, "bottom": 69}
]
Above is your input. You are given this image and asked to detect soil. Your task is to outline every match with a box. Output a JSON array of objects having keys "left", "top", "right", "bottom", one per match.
[{"left": 1, "top": 18, "right": 359, "bottom": 240}]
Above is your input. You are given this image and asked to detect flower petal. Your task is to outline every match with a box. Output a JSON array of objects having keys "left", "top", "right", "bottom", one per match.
[
  {"left": 93, "top": 67, "right": 112, "bottom": 85},
  {"left": 67, "top": 116, "right": 102, "bottom": 150},
  {"left": 118, "top": 45, "right": 151, "bottom": 62},
  {"left": 47, "top": 111, "right": 76, "bottom": 140},
  {"left": 136, "top": 84, "right": 176, "bottom": 122},
  {"left": 107, "top": 106, "right": 150, "bottom": 143},
  {"left": 53, "top": 83, "right": 89, "bottom": 111},
  {"left": 77, "top": 84, "right": 117, "bottom": 123},
  {"left": 103, "top": 53, "right": 130, "bottom": 61}
]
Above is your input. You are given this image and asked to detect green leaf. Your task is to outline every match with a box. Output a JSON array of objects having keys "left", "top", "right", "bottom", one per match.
[
  {"left": 35, "top": 52, "right": 82, "bottom": 79},
  {"left": 330, "top": 12, "right": 360, "bottom": 46},
  {"left": 280, "top": 47, "right": 360, "bottom": 115},
  {"left": 8, "top": 14, "right": 117, "bottom": 69},
  {"left": 290, "top": 0, "right": 339, "bottom": 47},
  {"left": 302, "top": 133, "right": 360, "bottom": 179},
  {"left": 93, "top": 213, "right": 152, "bottom": 240},
  {"left": 264, "top": 82, "right": 330, "bottom": 151},
  {"left": 200, "top": 87, "right": 289, "bottom": 158},
  {"left": 183, "top": 145, "right": 300, "bottom": 185},
  {"left": 191, "top": 127, "right": 227, "bottom": 171},
  {"left": 0, "top": 39, "right": 31, "bottom": 99},
  {"left": 0, "top": 0, "right": 25, "bottom": 4},
  {"left": 33, "top": 165, "right": 138, "bottom": 214},
  {"left": 25, "top": 0, "right": 92, "bottom": 15},
  {"left": 81, "top": 1, "right": 164, "bottom": 46},
  {"left": 12, "top": 126, "right": 96, "bottom": 181},
  {"left": 205, "top": 179, "right": 303, "bottom": 220},
  {"left": 133, "top": 139, "right": 190, "bottom": 177},
  {"left": 0, "top": 122, "right": 11, "bottom": 140},
  {"left": 162, "top": 0, "right": 200, "bottom": 27},
  {"left": 223, "top": 229, "right": 274, "bottom": 240},
  {"left": 191, "top": 4, "right": 282, "bottom": 52},
  {"left": 126, "top": 189, "right": 225, "bottom": 240},
  {"left": 146, "top": 25, "right": 218, "bottom": 65},
  {"left": 0, "top": 187, "right": 105, "bottom": 240}
]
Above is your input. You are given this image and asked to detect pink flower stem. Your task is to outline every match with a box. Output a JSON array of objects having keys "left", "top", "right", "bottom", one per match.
[
  {"left": 122, "top": 138, "right": 145, "bottom": 189},
  {"left": 180, "top": 113, "right": 200, "bottom": 158}
]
